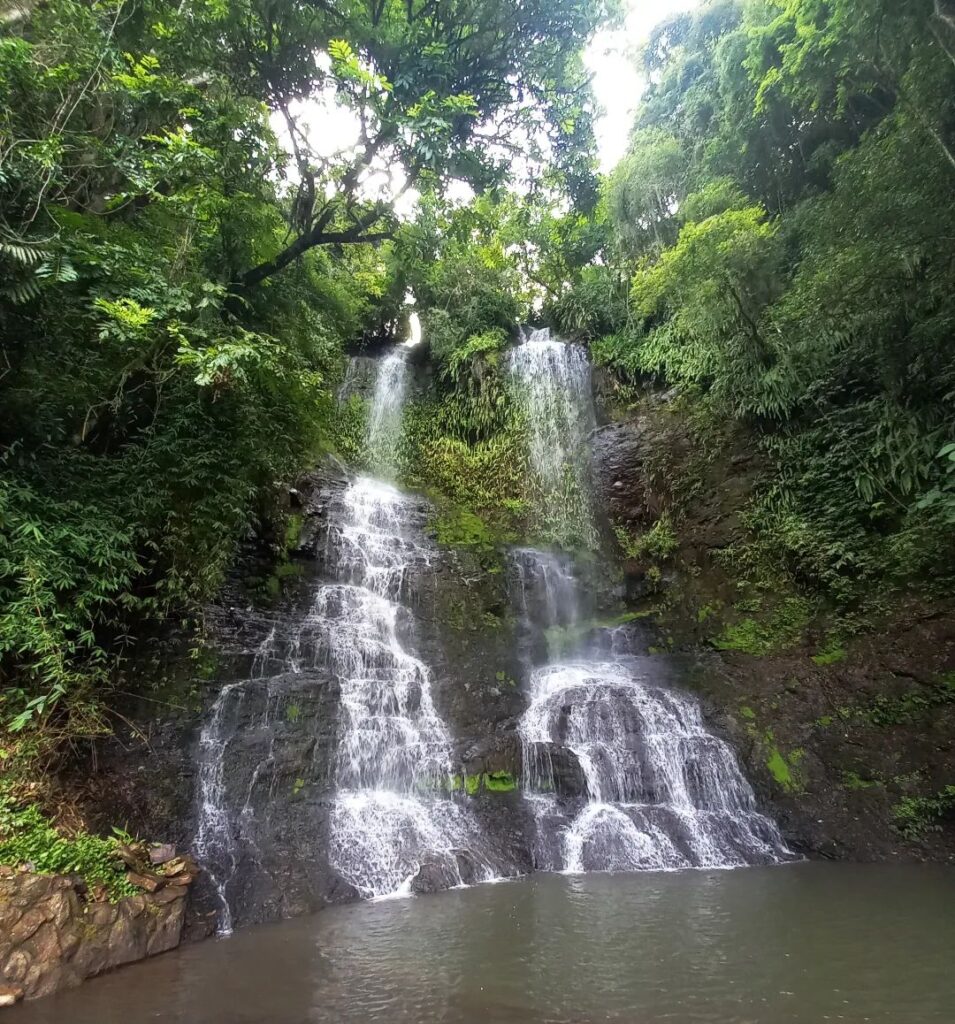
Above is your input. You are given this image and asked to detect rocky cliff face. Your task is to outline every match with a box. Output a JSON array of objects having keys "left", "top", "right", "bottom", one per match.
[
  {"left": 59, "top": 381, "right": 955, "bottom": 951},
  {"left": 589, "top": 397, "right": 955, "bottom": 864},
  {"left": 67, "top": 462, "right": 534, "bottom": 929}
]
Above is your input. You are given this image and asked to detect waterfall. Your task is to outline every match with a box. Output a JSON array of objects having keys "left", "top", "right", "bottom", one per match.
[
  {"left": 366, "top": 349, "right": 408, "bottom": 475},
  {"left": 324, "top": 475, "right": 496, "bottom": 898},
  {"left": 194, "top": 348, "right": 499, "bottom": 932},
  {"left": 509, "top": 329, "right": 792, "bottom": 873},
  {"left": 509, "top": 328, "right": 598, "bottom": 549},
  {"left": 327, "top": 351, "right": 499, "bottom": 896}
]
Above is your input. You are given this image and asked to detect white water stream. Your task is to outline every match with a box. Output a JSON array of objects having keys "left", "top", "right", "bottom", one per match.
[
  {"left": 509, "top": 330, "right": 791, "bottom": 872},
  {"left": 324, "top": 473, "right": 494, "bottom": 898},
  {"left": 195, "top": 349, "right": 497, "bottom": 931}
]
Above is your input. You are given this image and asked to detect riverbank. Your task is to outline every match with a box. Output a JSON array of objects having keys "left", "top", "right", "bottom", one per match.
[{"left": 0, "top": 852, "right": 201, "bottom": 1004}]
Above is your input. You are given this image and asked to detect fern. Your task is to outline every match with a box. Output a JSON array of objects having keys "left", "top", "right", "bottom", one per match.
[{"left": 0, "top": 238, "right": 76, "bottom": 304}]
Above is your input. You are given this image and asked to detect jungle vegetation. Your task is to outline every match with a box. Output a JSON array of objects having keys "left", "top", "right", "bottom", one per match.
[
  {"left": 1, "top": 0, "right": 954, "bottom": 766},
  {"left": 0, "top": 0, "right": 613, "bottom": 757}
]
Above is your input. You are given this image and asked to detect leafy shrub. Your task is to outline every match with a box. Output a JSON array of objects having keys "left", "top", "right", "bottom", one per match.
[
  {"left": 614, "top": 513, "right": 678, "bottom": 561},
  {"left": 893, "top": 786, "right": 955, "bottom": 841},
  {"left": 0, "top": 791, "right": 135, "bottom": 901}
]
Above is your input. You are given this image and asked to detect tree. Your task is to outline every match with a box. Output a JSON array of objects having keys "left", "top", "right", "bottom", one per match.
[
  {"left": 214, "top": 0, "right": 619, "bottom": 293},
  {"left": 589, "top": 0, "right": 955, "bottom": 604}
]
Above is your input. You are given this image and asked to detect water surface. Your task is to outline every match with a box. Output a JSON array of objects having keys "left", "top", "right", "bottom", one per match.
[{"left": 12, "top": 864, "right": 955, "bottom": 1023}]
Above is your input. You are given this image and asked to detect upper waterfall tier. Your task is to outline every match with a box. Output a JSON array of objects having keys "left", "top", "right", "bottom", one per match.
[
  {"left": 509, "top": 328, "right": 598, "bottom": 549},
  {"left": 366, "top": 349, "right": 409, "bottom": 476}
]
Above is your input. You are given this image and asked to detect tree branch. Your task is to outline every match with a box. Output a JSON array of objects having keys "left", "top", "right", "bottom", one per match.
[{"left": 234, "top": 212, "right": 393, "bottom": 293}]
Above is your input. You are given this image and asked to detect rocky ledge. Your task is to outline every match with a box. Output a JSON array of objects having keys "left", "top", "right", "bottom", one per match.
[{"left": 0, "top": 847, "right": 200, "bottom": 1005}]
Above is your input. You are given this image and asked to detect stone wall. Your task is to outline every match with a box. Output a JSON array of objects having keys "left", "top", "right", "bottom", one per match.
[{"left": 0, "top": 857, "right": 197, "bottom": 1005}]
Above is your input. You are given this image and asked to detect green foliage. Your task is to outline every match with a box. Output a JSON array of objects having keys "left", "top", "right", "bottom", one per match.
[
  {"left": 1, "top": 0, "right": 613, "bottom": 758},
  {"left": 399, "top": 400, "right": 530, "bottom": 537},
  {"left": 450, "top": 771, "right": 518, "bottom": 795},
  {"left": 712, "top": 596, "right": 815, "bottom": 656},
  {"left": 917, "top": 443, "right": 955, "bottom": 525},
  {"left": 765, "top": 746, "right": 795, "bottom": 790},
  {"left": 893, "top": 786, "right": 955, "bottom": 841},
  {"left": 811, "top": 642, "right": 847, "bottom": 666},
  {"left": 614, "top": 514, "right": 678, "bottom": 562},
  {"left": 588, "top": 0, "right": 955, "bottom": 610},
  {"left": 431, "top": 508, "right": 501, "bottom": 551},
  {"left": 0, "top": 791, "right": 135, "bottom": 901},
  {"left": 857, "top": 678, "right": 955, "bottom": 728},
  {"left": 842, "top": 771, "right": 880, "bottom": 791},
  {"left": 483, "top": 771, "right": 517, "bottom": 793},
  {"left": 326, "top": 394, "right": 371, "bottom": 467}
]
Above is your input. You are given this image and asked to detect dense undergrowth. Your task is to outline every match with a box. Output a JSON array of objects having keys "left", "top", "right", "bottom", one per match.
[
  {"left": 565, "top": 0, "right": 955, "bottom": 624},
  {"left": 0, "top": 787, "right": 135, "bottom": 900}
]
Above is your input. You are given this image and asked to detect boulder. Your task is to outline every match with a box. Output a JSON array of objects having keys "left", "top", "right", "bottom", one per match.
[
  {"left": 409, "top": 859, "right": 459, "bottom": 895},
  {"left": 125, "top": 871, "right": 165, "bottom": 894},
  {"left": 0, "top": 865, "right": 196, "bottom": 1002},
  {"left": 148, "top": 844, "right": 177, "bottom": 866}
]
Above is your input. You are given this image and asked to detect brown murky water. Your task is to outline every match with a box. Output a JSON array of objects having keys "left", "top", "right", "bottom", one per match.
[{"left": 10, "top": 863, "right": 955, "bottom": 1023}]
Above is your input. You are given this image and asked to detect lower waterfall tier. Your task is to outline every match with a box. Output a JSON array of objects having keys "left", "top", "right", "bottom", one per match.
[{"left": 520, "top": 656, "right": 792, "bottom": 872}]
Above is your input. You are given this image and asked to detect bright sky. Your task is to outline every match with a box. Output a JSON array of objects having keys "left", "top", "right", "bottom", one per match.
[
  {"left": 276, "top": 0, "right": 700, "bottom": 216},
  {"left": 586, "top": 0, "right": 700, "bottom": 170}
]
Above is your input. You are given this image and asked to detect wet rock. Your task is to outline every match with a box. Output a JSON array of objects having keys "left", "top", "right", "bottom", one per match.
[
  {"left": 0, "top": 868, "right": 195, "bottom": 1002},
  {"left": 126, "top": 871, "right": 165, "bottom": 893},
  {"left": 526, "top": 742, "right": 587, "bottom": 798},
  {"left": 149, "top": 843, "right": 177, "bottom": 865},
  {"left": 592, "top": 420, "right": 657, "bottom": 527},
  {"left": 410, "top": 860, "right": 459, "bottom": 895},
  {"left": 0, "top": 983, "right": 24, "bottom": 1006},
  {"left": 114, "top": 844, "right": 145, "bottom": 870}
]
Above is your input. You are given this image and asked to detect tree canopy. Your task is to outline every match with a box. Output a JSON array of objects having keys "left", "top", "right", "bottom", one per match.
[
  {"left": 559, "top": 0, "right": 955, "bottom": 605},
  {"left": 2, "top": 0, "right": 954, "bottom": 758},
  {"left": 0, "top": 0, "right": 613, "bottom": 739}
]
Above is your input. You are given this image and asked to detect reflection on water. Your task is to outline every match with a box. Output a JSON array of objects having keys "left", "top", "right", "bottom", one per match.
[{"left": 9, "top": 864, "right": 955, "bottom": 1024}]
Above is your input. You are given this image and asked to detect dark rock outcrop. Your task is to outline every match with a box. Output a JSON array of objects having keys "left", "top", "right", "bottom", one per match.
[
  {"left": 0, "top": 858, "right": 198, "bottom": 1001},
  {"left": 590, "top": 393, "right": 955, "bottom": 864}
]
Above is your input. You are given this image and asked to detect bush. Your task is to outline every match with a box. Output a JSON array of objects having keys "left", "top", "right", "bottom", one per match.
[{"left": 0, "top": 791, "right": 135, "bottom": 901}]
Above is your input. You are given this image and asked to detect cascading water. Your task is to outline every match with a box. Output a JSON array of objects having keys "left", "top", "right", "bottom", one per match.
[
  {"left": 365, "top": 349, "right": 408, "bottom": 475},
  {"left": 508, "top": 328, "right": 792, "bottom": 872},
  {"left": 194, "top": 348, "right": 500, "bottom": 932},
  {"left": 324, "top": 472, "right": 497, "bottom": 898},
  {"left": 509, "top": 328, "right": 598, "bottom": 549}
]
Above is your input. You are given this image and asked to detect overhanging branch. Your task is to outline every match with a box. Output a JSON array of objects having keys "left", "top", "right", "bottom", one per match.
[{"left": 234, "top": 216, "right": 393, "bottom": 293}]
